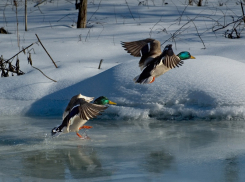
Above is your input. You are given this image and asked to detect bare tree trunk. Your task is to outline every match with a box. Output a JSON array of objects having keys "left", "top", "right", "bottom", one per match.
[
  {"left": 197, "top": 0, "right": 202, "bottom": 6},
  {"left": 25, "top": 0, "right": 27, "bottom": 31},
  {"left": 76, "top": 0, "right": 87, "bottom": 28},
  {"left": 188, "top": 0, "right": 193, "bottom": 5}
]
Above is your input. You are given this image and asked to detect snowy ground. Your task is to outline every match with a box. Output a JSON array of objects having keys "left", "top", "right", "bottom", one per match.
[
  {"left": 1, "top": 0, "right": 245, "bottom": 120},
  {"left": 1, "top": 0, "right": 245, "bottom": 181}
]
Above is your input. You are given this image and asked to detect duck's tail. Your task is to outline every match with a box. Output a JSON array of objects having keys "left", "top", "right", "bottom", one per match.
[{"left": 133, "top": 75, "right": 155, "bottom": 84}]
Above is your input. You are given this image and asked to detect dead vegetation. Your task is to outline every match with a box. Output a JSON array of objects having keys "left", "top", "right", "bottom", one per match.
[
  {"left": 0, "top": 56, "right": 25, "bottom": 77},
  {"left": 0, "top": 27, "right": 8, "bottom": 34},
  {"left": 213, "top": 2, "right": 245, "bottom": 39}
]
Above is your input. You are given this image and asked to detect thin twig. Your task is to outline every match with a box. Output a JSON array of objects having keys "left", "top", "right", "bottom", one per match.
[
  {"left": 5, "top": 43, "right": 35, "bottom": 63},
  {"left": 37, "top": 5, "right": 44, "bottom": 14},
  {"left": 149, "top": 19, "right": 162, "bottom": 38},
  {"left": 96, "top": 22, "right": 104, "bottom": 40},
  {"left": 213, "top": 17, "right": 244, "bottom": 32},
  {"left": 35, "top": 34, "right": 58, "bottom": 68},
  {"left": 57, "top": 13, "right": 72, "bottom": 22},
  {"left": 178, "top": 4, "right": 189, "bottom": 25},
  {"left": 87, "top": 0, "right": 102, "bottom": 23},
  {"left": 188, "top": 17, "right": 206, "bottom": 49},
  {"left": 85, "top": 26, "right": 92, "bottom": 42},
  {"left": 114, "top": 4, "right": 117, "bottom": 23},
  {"left": 125, "top": 0, "right": 135, "bottom": 20},
  {"left": 161, "top": 20, "right": 191, "bottom": 46},
  {"left": 34, "top": 0, "right": 47, "bottom": 7},
  {"left": 31, "top": 65, "right": 57, "bottom": 82}
]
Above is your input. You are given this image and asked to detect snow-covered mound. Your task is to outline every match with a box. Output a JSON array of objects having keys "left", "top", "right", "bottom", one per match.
[{"left": 23, "top": 55, "right": 245, "bottom": 120}]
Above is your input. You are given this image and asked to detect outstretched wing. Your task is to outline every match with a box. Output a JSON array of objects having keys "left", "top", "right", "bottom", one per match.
[
  {"left": 161, "top": 44, "right": 184, "bottom": 69},
  {"left": 62, "top": 94, "right": 94, "bottom": 120},
  {"left": 78, "top": 102, "right": 108, "bottom": 120},
  {"left": 62, "top": 99, "right": 108, "bottom": 127},
  {"left": 121, "top": 38, "right": 161, "bottom": 57}
]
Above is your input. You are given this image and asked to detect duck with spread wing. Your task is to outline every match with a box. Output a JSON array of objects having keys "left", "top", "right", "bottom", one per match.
[
  {"left": 51, "top": 94, "right": 116, "bottom": 139},
  {"left": 121, "top": 38, "right": 195, "bottom": 84}
]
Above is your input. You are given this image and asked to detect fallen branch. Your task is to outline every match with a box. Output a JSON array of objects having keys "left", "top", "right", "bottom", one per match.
[{"left": 35, "top": 34, "right": 58, "bottom": 68}]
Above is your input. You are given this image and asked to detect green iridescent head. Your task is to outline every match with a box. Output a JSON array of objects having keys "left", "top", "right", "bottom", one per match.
[
  {"left": 93, "top": 96, "right": 117, "bottom": 105},
  {"left": 177, "top": 51, "right": 195, "bottom": 60}
]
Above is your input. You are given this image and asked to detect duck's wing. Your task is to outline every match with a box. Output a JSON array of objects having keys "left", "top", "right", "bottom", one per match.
[
  {"left": 160, "top": 44, "right": 183, "bottom": 69},
  {"left": 62, "top": 94, "right": 94, "bottom": 119},
  {"left": 63, "top": 94, "right": 80, "bottom": 120},
  {"left": 78, "top": 99, "right": 108, "bottom": 120},
  {"left": 61, "top": 99, "right": 108, "bottom": 127},
  {"left": 121, "top": 38, "right": 162, "bottom": 57}
]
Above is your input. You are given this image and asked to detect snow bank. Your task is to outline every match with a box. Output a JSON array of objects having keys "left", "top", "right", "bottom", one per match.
[{"left": 22, "top": 55, "right": 245, "bottom": 120}]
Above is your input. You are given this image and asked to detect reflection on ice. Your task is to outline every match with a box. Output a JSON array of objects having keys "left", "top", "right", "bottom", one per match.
[
  {"left": 21, "top": 146, "right": 110, "bottom": 179},
  {"left": 224, "top": 156, "right": 239, "bottom": 182},
  {"left": 142, "top": 150, "right": 175, "bottom": 173}
]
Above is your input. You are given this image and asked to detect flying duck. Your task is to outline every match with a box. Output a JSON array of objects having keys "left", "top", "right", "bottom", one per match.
[
  {"left": 51, "top": 94, "right": 116, "bottom": 139},
  {"left": 121, "top": 38, "right": 195, "bottom": 84}
]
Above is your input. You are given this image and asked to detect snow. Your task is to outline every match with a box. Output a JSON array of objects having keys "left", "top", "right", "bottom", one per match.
[{"left": 1, "top": 0, "right": 245, "bottom": 120}]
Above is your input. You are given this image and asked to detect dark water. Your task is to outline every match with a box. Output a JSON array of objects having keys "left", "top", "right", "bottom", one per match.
[{"left": 1, "top": 117, "right": 245, "bottom": 181}]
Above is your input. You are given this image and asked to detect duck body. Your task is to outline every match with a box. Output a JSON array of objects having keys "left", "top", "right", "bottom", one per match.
[
  {"left": 121, "top": 38, "right": 195, "bottom": 84},
  {"left": 133, "top": 46, "right": 173, "bottom": 84},
  {"left": 51, "top": 94, "right": 116, "bottom": 139}
]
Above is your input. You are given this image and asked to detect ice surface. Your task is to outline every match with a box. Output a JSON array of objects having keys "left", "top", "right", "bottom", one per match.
[{"left": 1, "top": 117, "right": 245, "bottom": 181}]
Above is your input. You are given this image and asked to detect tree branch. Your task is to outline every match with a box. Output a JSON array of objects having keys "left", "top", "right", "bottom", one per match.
[{"left": 35, "top": 34, "right": 58, "bottom": 68}]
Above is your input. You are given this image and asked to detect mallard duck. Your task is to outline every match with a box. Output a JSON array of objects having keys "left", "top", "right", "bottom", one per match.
[
  {"left": 121, "top": 38, "right": 195, "bottom": 84},
  {"left": 51, "top": 94, "right": 116, "bottom": 139}
]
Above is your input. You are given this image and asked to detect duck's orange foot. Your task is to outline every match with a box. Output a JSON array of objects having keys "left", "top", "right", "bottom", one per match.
[
  {"left": 76, "top": 132, "right": 83, "bottom": 138},
  {"left": 150, "top": 77, "right": 155, "bottom": 83},
  {"left": 76, "top": 132, "right": 91, "bottom": 140},
  {"left": 79, "top": 125, "right": 93, "bottom": 130}
]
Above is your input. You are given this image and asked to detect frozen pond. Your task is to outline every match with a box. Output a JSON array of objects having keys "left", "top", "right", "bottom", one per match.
[{"left": 1, "top": 117, "right": 245, "bottom": 181}]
